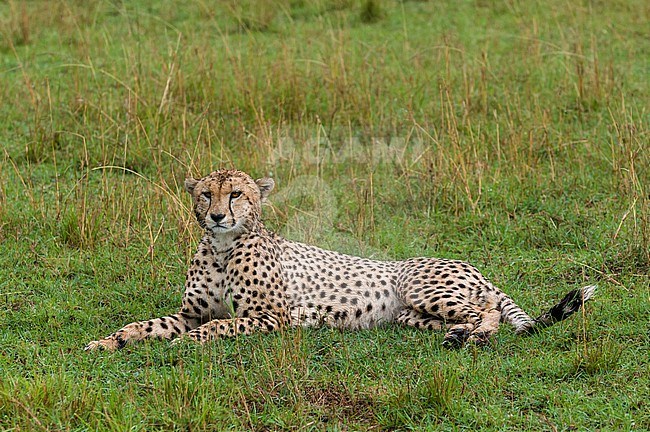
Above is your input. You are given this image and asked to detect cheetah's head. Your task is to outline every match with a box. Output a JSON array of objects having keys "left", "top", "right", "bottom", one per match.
[{"left": 184, "top": 169, "right": 274, "bottom": 235}]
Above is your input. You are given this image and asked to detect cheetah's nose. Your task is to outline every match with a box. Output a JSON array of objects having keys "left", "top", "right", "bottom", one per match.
[{"left": 210, "top": 213, "right": 226, "bottom": 223}]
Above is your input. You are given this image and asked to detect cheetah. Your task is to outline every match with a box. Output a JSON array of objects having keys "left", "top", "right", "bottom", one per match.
[{"left": 85, "top": 169, "right": 596, "bottom": 351}]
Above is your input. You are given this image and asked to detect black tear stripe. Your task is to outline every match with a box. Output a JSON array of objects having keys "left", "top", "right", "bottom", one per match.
[{"left": 229, "top": 199, "right": 236, "bottom": 226}]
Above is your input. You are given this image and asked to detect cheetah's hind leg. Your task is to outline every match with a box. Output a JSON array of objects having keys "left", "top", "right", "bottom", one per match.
[
  {"left": 466, "top": 307, "right": 501, "bottom": 346},
  {"left": 396, "top": 308, "right": 480, "bottom": 348},
  {"left": 396, "top": 308, "right": 449, "bottom": 331}
]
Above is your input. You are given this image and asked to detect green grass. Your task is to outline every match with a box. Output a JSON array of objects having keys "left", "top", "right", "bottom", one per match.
[{"left": 1, "top": 0, "right": 648, "bottom": 430}]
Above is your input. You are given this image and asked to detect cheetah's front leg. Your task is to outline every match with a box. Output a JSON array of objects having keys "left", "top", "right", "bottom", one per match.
[
  {"left": 177, "top": 313, "right": 285, "bottom": 344},
  {"left": 85, "top": 312, "right": 202, "bottom": 351}
]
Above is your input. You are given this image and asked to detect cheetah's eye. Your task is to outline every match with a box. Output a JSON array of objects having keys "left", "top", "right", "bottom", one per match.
[
  {"left": 230, "top": 191, "right": 242, "bottom": 199},
  {"left": 201, "top": 191, "right": 211, "bottom": 200}
]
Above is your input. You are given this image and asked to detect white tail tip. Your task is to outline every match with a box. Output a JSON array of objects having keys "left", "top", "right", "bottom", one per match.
[{"left": 581, "top": 285, "right": 597, "bottom": 302}]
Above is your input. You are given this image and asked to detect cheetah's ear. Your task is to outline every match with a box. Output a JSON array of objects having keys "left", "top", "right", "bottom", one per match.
[
  {"left": 184, "top": 177, "right": 199, "bottom": 194},
  {"left": 255, "top": 177, "right": 275, "bottom": 201}
]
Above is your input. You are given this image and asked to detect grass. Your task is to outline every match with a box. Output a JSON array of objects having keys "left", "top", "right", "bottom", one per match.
[{"left": 0, "top": 0, "right": 648, "bottom": 430}]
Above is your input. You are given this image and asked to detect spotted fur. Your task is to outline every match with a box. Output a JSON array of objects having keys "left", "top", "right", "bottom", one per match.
[{"left": 85, "top": 169, "right": 595, "bottom": 351}]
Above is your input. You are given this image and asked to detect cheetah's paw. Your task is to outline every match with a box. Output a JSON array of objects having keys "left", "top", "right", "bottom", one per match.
[
  {"left": 467, "top": 331, "right": 495, "bottom": 347},
  {"left": 442, "top": 328, "right": 470, "bottom": 349},
  {"left": 84, "top": 337, "right": 125, "bottom": 352}
]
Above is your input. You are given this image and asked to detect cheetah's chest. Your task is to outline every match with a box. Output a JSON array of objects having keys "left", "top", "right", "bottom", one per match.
[{"left": 183, "top": 253, "right": 233, "bottom": 320}]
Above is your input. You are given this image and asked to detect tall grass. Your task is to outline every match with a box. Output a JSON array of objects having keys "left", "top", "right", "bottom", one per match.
[{"left": 0, "top": 0, "right": 648, "bottom": 430}]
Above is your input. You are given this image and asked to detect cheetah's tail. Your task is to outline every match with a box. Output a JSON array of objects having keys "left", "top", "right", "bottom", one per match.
[{"left": 504, "top": 285, "right": 597, "bottom": 335}]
